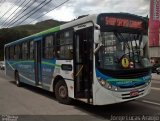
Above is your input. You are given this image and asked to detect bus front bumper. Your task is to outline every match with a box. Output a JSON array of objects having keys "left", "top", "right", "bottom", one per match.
[{"left": 93, "top": 82, "right": 151, "bottom": 105}]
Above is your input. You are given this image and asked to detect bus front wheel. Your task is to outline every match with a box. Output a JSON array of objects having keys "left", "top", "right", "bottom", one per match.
[
  {"left": 15, "top": 72, "right": 22, "bottom": 87},
  {"left": 55, "top": 80, "right": 71, "bottom": 104}
]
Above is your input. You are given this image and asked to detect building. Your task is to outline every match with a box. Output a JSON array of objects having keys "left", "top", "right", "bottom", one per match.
[{"left": 149, "top": 0, "right": 160, "bottom": 64}]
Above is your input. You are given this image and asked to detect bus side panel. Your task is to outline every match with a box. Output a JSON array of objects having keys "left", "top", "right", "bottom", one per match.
[
  {"left": 16, "top": 61, "right": 35, "bottom": 86},
  {"left": 5, "top": 60, "right": 15, "bottom": 80},
  {"left": 53, "top": 60, "right": 74, "bottom": 98},
  {"left": 7, "top": 60, "right": 36, "bottom": 86},
  {"left": 41, "top": 59, "right": 56, "bottom": 91}
]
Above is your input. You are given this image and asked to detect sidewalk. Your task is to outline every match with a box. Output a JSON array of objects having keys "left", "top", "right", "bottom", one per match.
[{"left": 152, "top": 73, "right": 160, "bottom": 81}]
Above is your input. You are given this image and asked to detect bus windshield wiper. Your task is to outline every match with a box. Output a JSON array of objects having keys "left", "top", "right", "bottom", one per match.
[
  {"left": 114, "top": 32, "right": 131, "bottom": 58},
  {"left": 134, "top": 34, "right": 143, "bottom": 62}
]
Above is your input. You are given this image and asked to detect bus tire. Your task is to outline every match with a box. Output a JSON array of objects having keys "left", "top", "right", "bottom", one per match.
[
  {"left": 55, "top": 80, "right": 71, "bottom": 104},
  {"left": 15, "top": 72, "right": 22, "bottom": 87}
]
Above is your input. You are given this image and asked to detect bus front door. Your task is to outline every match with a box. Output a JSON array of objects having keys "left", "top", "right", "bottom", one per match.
[
  {"left": 74, "top": 27, "right": 93, "bottom": 103},
  {"left": 34, "top": 39, "right": 42, "bottom": 85}
]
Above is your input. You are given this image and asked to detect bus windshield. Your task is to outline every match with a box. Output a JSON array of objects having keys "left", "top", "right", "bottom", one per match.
[{"left": 96, "top": 32, "right": 151, "bottom": 70}]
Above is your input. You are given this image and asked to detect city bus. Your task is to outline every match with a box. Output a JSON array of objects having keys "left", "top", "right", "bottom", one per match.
[{"left": 4, "top": 13, "right": 152, "bottom": 105}]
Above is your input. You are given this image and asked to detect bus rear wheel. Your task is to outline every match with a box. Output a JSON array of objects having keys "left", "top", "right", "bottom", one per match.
[
  {"left": 15, "top": 72, "right": 22, "bottom": 87},
  {"left": 55, "top": 80, "right": 71, "bottom": 104}
]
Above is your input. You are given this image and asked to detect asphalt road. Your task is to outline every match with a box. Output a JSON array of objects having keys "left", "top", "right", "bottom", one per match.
[{"left": 0, "top": 70, "right": 160, "bottom": 121}]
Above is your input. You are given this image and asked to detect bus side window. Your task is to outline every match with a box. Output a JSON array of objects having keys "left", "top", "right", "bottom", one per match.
[
  {"left": 22, "top": 42, "right": 29, "bottom": 60},
  {"left": 9, "top": 46, "right": 14, "bottom": 60},
  {"left": 43, "top": 35, "right": 54, "bottom": 59},
  {"left": 30, "top": 41, "right": 34, "bottom": 59},
  {"left": 55, "top": 33, "right": 60, "bottom": 58},
  {"left": 15, "top": 45, "right": 21, "bottom": 60},
  {"left": 58, "top": 30, "right": 73, "bottom": 60},
  {"left": 19, "top": 44, "right": 22, "bottom": 60}
]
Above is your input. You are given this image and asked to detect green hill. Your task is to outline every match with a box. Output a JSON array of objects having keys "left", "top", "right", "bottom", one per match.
[
  {"left": 13, "top": 19, "right": 65, "bottom": 34},
  {"left": 0, "top": 19, "right": 65, "bottom": 60}
]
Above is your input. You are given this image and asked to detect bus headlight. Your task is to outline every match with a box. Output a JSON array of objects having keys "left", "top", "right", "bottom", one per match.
[
  {"left": 108, "top": 84, "right": 112, "bottom": 89},
  {"left": 115, "top": 87, "right": 118, "bottom": 91},
  {"left": 100, "top": 80, "right": 106, "bottom": 86},
  {"left": 97, "top": 77, "right": 106, "bottom": 86},
  {"left": 97, "top": 77, "right": 118, "bottom": 91},
  {"left": 146, "top": 79, "right": 151, "bottom": 86}
]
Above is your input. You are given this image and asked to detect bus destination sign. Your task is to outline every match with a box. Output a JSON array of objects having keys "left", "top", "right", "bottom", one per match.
[{"left": 105, "top": 17, "right": 143, "bottom": 29}]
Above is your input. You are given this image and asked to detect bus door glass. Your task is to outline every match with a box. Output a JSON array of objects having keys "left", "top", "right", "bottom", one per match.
[
  {"left": 34, "top": 38, "right": 42, "bottom": 85},
  {"left": 74, "top": 26, "right": 93, "bottom": 101}
]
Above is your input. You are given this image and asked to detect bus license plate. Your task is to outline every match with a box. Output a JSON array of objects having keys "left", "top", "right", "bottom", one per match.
[{"left": 130, "top": 90, "right": 139, "bottom": 96}]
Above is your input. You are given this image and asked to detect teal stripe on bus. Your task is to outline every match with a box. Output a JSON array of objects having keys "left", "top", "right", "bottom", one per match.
[
  {"left": 42, "top": 61, "right": 61, "bottom": 67},
  {"left": 11, "top": 60, "right": 34, "bottom": 66},
  {"left": 33, "top": 26, "right": 60, "bottom": 37},
  {"left": 10, "top": 60, "right": 61, "bottom": 67}
]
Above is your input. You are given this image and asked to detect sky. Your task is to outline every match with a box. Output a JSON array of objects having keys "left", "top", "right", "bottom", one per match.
[
  {"left": 0, "top": 0, "right": 150, "bottom": 28},
  {"left": 50, "top": 0, "right": 150, "bottom": 21}
]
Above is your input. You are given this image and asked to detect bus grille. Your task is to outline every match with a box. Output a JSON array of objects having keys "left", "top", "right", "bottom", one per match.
[{"left": 121, "top": 89, "right": 144, "bottom": 99}]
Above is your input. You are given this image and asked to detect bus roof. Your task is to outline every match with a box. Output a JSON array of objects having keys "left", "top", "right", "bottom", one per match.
[
  {"left": 5, "top": 14, "right": 99, "bottom": 47},
  {"left": 5, "top": 26, "right": 60, "bottom": 47},
  {"left": 5, "top": 13, "right": 147, "bottom": 47}
]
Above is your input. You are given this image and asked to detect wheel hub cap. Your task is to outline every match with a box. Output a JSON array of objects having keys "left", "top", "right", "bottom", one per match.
[{"left": 59, "top": 86, "right": 67, "bottom": 98}]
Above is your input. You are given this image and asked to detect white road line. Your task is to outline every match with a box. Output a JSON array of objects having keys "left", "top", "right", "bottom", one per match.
[
  {"left": 151, "top": 87, "right": 160, "bottom": 91},
  {"left": 152, "top": 80, "right": 160, "bottom": 84},
  {"left": 142, "top": 100, "right": 160, "bottom": 106}
]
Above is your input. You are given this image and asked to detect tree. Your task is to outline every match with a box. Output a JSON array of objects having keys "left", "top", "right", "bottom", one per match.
[{"left": 0, "top": 28, "right": 29, "bottom": 60}]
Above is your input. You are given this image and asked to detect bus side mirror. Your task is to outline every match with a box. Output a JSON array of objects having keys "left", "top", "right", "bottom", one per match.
[{"left": 94, "top": 30, "right": 100, "bottom": 44}]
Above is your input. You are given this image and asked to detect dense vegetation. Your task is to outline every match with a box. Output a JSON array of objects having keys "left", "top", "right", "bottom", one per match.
[{"left": 0, "top": 19, "right": 65, "bottom": 60}]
